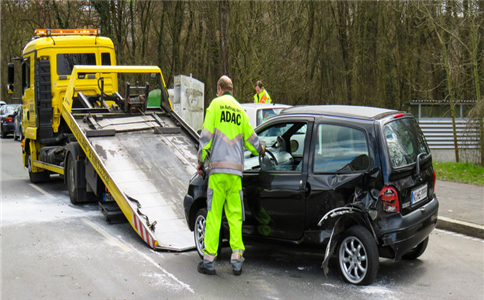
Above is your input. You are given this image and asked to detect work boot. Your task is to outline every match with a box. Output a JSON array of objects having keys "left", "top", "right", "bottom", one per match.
[
  {"left": 197, "top": 260, "right": 216, "bottom": 275},
  {"left": 231, "top": 251, "right": 245, "bottom": 276}
]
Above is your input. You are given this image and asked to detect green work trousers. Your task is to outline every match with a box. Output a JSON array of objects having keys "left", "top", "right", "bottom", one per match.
[{"left": 204, "top": 173, "right": 244, "bottom": 256}]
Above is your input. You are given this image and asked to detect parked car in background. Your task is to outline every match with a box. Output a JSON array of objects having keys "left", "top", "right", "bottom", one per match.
[
  {"left": 0, "top": 100, "right": 6, "bottom": 106},
  {"left": 0, "top": 104, "right": 21, "bottom": 138},
  {"left": 184, "top": 105, "right": 438, "bottom": 285},
  {"left": 13, "top": 104, "right": 23, "bottom": 141},
  {"left": 241, "top": 103, "right": 292, "bottom": 129}
]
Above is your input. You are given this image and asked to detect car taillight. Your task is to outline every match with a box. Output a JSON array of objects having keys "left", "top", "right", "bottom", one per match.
[
  {"left": 6, "top": 117, "right": 13, "bottom": 123},
  {"left": 380, "top": 186, "right": 399, "bottom": 213},
  {"left": 433, "top": 169, "right": 436, "bottom": 192}
]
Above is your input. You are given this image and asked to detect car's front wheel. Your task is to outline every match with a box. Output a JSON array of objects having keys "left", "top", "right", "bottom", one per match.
[
  {"left": 338, "top": 225, "right": 379, "bottom": 285},
  {"left": 194, "top": 207, "right": 223, "bottom": 259}
]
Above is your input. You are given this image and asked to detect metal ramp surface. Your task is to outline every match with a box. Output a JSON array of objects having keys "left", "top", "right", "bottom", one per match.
[{"left": 78, "top": 113, "right": 198, "bottom": 251}]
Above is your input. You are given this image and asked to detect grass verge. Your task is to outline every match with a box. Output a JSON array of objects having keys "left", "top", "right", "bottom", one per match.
[{"left": 433, "top": 161, "right": 484, "bottom": 186}]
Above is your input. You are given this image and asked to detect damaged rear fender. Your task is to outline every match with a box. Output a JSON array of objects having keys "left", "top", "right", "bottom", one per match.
[{"left": 320, "top": 211, "right": 376, "bottom": 276}]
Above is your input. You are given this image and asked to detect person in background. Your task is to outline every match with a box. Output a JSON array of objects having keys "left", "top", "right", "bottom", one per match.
[
  {"left": 253, "top": 80, "right": 272, "bottom": 104},
  {"left": 196, "top": 75, "right": 265, "bottom": 276}
]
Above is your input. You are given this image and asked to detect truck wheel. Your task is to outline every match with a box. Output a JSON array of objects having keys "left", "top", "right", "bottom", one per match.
[
  {"left": 27, "top": 151, "right": 50, "bottom": 183},
  {"left": 66, "top": 154, "right": 81, "bottom": 204},
  {"left": 194, "top": 208, "right": 222, "bottom": 259},
  {"left": 337, "top": 225, "right": 379, "bottom": 285},
  {"left": 402, "top": 237, "right": 429, "bottom": 260}
]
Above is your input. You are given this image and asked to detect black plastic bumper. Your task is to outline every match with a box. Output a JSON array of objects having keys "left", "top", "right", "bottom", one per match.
[{"left": 377, "top": 195, "right": 439, "bottom": 259}]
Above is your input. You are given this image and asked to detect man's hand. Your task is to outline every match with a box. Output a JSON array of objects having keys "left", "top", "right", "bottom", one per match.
[
  {"left": 196, "top": 164, "right": 204, "bottom": 176},
  {"left": 260, "top": 145, "right": 266, "bottom": 156}
]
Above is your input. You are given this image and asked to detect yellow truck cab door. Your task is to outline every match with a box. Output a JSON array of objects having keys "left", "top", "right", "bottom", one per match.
[{"left": 22, "top": 53, "right": 35, "bottom": 138}]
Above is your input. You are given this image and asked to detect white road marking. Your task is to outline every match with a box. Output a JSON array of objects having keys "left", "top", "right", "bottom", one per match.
[
  {"left": 82, "top": 218, "right": 133, "bottom": 252},
  {"left": 29, "top": 184, "right": 55, "bottom": 198},
  {"left": 136, "top": 250, "right": 195, "bottom": 294}
]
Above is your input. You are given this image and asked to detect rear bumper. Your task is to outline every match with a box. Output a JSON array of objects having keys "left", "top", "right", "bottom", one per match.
[
  {"left": 377, "top": 195, "right": 439, "bottom": 259},
  {"left": 2, "top": 123, "right": 15, "bottom": 133}
]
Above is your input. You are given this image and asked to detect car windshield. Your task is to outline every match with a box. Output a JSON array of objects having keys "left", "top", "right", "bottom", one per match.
[
  {"left": 256, "top": 108, "right": 285, "bottom": 126},
  {"left": 4, "top": 105, "right": 18, "bottom": 114},
  {"left": 384, "top": 118, "right": 430, "bottom": 168}
]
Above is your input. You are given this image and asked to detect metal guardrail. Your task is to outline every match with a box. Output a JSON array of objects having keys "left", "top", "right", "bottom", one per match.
[{"left": 418, "top": 118, "right": 480, "bottom": 149}]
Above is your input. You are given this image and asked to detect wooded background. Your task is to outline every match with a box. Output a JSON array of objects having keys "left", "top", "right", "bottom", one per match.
[
  {"left": 2, "top": 0, "right": 484, "bottom": 162},
  {"left": 2, "top": 0, "right": 483, "bottom": 107}
]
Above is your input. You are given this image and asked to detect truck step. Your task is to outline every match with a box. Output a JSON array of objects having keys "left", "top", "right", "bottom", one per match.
[{"left": 99, "top": 202, "right": 127, "bottom": 224}]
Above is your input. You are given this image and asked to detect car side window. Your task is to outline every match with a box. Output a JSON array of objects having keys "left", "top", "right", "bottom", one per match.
[
  {"left": 244, "top": 122, "right": 307, "bottom": 172},
  {"left": 313, "top": 124, "right": 370, "bottom": 173}
]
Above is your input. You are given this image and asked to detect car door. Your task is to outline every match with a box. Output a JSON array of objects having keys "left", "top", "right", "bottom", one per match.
[
  {"left": 242, "top": 116, "right": 314, "bottom": 241},
  {"left": 305, "top": 119, "right": 374, "bottom": 229}
]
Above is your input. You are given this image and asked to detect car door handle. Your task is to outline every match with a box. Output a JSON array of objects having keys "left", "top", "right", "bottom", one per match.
[{"left": 305, "top": 182, "right": 311, "bottom": 199}]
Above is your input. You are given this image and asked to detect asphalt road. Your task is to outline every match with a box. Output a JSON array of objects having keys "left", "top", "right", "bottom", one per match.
[{"left": 1, "top": 137, "right": 483, "bottom": 300}]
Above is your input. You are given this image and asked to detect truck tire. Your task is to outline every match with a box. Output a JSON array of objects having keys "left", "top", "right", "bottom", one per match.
[
  {"left": 194, "top": 208, "right": 223, "bottom": 259},
  {"left": 337, "top": 225, "right": 379, "bottom": 285},
  {"left": 27, "top": 151, "right": 50, "bottom": 183},
  {"left": 67, "top": 153, "right": 84, "bottom": 205}
]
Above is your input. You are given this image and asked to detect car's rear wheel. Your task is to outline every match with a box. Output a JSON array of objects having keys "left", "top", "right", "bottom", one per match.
[
  {"left": 338, "top": 225, "right": 379, "bottom": 285},
  {"left": 0, "top": 125, "right": 6, "bottom": 138},
  {"left": 402, "top": 237, "right": 429, "bottom": 260},
  {"left": 194, "top": 208, "right": 223, "bottom": 259}
]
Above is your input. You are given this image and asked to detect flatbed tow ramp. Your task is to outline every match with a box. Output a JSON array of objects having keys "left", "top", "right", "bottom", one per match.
[{"left": 59, "top": 66, "right": 199, "bottom": 251}]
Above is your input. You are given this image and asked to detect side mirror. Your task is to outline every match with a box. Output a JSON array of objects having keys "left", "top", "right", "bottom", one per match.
[{"left": 7, "top": 63, "right": 14, "bottom": 94}]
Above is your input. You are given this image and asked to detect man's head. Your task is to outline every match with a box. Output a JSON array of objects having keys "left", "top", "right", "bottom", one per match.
[
  {"left": 217, "top": 75, "right": 233, "bottom": 96},
  {"left": 255, "top": 80, "right": 263, "bottom": 95}
]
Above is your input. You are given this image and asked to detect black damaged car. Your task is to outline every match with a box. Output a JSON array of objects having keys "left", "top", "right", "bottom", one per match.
[{"left": 184, "top": 105, "right": 438, "bottom": 285}]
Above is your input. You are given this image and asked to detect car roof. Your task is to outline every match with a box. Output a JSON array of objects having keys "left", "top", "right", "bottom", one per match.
[
  {"left": 240, "top": 103, "right": 292, "bottom": 109},
  {"left": 279, "top": 105, "right": 401, "bottom": 120}
]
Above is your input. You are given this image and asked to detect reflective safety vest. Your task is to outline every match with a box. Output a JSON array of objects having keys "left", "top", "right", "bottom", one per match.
[
  {"left": 253, "top": 89, "right": 272, "bottom": 104},
  {"left": 198, "top": 93, "right": 262, "bottom": 177}
]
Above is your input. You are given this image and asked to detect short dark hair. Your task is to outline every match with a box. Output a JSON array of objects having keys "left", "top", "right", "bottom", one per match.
[
  {"left": 218, "top": 75, "right": 233, "bottom": 93},
  {"left": 255, "top": 80, "right": 263, "bottom": 89}
]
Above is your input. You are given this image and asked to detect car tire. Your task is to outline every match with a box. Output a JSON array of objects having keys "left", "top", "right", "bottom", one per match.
[
  {"left": 0, "top": 125, "right": 6, "bottom": 139},
  {"left": 13, "top": 129, "right": 17, "bottom": 140},
  {"left": 194, "top": 208, "right": 223, "bottom": 259},
  {"left": 337, "top": 225, "right": 379, "bottom": 285},
  {"left": 27, "top": 150, "right": 50, "bottom": 183},
  {"left": 402, "top": 237, "right": 429, "bottom": 260}
]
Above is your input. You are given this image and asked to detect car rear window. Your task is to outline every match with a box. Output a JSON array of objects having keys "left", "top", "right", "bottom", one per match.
[
  {"left": 384, "top": 118, "right": 430, "bottom": 169},
  {"left": 313, "top": 124, "right": 370, "bottom": 173}
]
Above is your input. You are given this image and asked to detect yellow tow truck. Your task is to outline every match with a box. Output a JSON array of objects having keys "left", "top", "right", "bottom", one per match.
[{"left": 7, "top": 29, "right": 199, "bottom": 251}]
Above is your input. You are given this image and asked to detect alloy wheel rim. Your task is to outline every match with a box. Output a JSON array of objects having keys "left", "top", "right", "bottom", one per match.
[
  {"left": 339, "top": 236, "right": 368, "bottom": 284},
  {"left": 195, "top": 215, "right": 205, "bottom": 253}
]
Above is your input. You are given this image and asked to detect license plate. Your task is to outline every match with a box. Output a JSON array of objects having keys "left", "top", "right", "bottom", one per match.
[{"left": 411, "top": 184, "right": 428, "bottom": 205}]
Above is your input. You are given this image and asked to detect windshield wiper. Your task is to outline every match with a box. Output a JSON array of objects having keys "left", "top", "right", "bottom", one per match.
[{"left": 414, "top": 152, "right": 427, "bottom": 177}]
